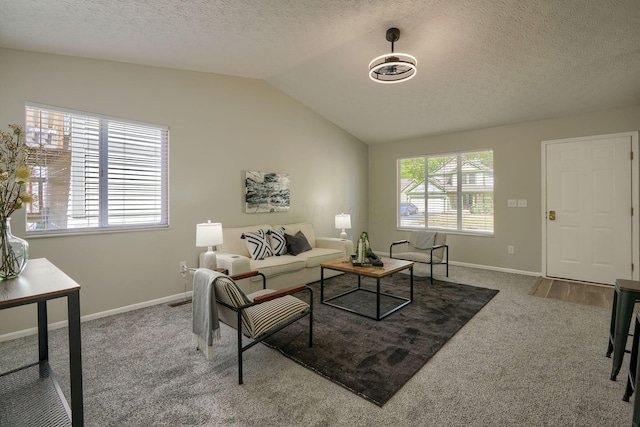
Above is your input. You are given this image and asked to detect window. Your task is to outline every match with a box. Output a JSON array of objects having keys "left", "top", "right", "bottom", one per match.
[
  {"left": 398, "top": 150, "right": 493, "bottom": 234},
  {"left": 25, "top": 104, "right": 169, "bottom": 235}
]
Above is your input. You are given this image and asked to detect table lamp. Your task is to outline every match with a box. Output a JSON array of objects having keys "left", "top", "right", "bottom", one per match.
[
  {"left": 335, "top": 213, "right": 351, "bottom": 240},
  {"left": 196, "top": 220, "right": 224, "bottom": 269}
]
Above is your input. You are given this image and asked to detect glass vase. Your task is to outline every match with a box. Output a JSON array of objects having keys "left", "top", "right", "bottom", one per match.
[{"left": 0, "top": 217, "right": 29, "bottom": 279}]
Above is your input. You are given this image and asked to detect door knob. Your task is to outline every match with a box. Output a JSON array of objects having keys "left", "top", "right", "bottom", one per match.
[{"left": 549, "top": 210, "right": 556, "bottom": 221}]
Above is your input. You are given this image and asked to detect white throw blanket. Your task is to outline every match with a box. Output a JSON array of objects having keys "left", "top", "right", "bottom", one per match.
[
  {"left": 410, "top": 231, "right": 436, "bottom": 250},
  {"left": 192, "top": 268, "right": 226, "bottom": 360}
]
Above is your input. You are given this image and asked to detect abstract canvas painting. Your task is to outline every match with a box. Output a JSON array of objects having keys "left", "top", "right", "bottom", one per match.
[{"left": 245, "top": 170, "right": 290, "bottom": 213}]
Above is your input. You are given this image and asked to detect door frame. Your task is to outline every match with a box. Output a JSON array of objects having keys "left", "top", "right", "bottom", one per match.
[{"left": 541, "top": 131, "right": 640, "bottom": 282}]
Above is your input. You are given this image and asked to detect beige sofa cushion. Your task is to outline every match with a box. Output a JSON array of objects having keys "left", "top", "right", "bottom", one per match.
[
  {"left": 295, "top": 247, "right": 344, "bottom": 268},
  {"left": 249, "top": 254, "right": 306, "bottom": 278}
]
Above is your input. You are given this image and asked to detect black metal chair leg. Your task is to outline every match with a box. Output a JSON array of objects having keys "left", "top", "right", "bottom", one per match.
[
  {"left": 237, "top": 312, "right": 243, "bottom": 385},
  {"left": 624, "top": 381, "right": 634, "bottom": 401},
  {"left": 445, "top": 247, "right": 449, "bottom": 277},
  {"left": 308, "top": 289, "right": 314, "bottom": 348},
  {"left": 309, "top": 312, "right": 313, "bottom": 348}
]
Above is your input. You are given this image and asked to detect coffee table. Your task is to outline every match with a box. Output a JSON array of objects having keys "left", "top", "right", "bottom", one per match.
[{"left": 320, "top": 257, "right": 414, "bottom": 321}]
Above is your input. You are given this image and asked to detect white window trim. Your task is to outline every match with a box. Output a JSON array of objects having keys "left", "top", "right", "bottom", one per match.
[
  {"left": 397, "top": 149, "right": 494, "bottom": 236},
  {"left": 25, "top": 103, "right": 169, "bottom": 236}
]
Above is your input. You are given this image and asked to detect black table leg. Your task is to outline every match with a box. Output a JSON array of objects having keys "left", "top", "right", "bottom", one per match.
[
  {"left": 68, "top": 290, "right": 84, "bottom": 426},
  {"left": 37, "top": 301, "right": 48, "bottom": 362},
  {"left": 410, "top": 266, "right": 414, "bottom": 301},
  {"left": 320, "top": 267, "right": 324, "bottom": 302},
  {"left": 376, "top": 277, "right": 381, "bottom": 320}
]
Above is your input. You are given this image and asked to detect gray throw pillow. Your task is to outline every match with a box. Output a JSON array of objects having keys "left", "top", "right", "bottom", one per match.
[{"left": 284, "top": 230, "right": 312, "bottom": 256}]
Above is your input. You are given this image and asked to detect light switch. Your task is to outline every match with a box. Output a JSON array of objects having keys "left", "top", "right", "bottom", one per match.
[
  {"left": 507, "top": 199, "right": 517, "bottom": 207},
  {"left": 517, "top": 199, "right": 527, "bottom": 208}
]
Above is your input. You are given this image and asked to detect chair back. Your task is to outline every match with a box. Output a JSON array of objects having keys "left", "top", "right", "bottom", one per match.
[
  {"left": 408, "top": 231, "right": 447, "bottom": 263},
  {"left": 214, "top": 275, "right": 251, "bottom": 331},
  {"left": 432, "top": 233, "right": 447, "bottom": 262}
]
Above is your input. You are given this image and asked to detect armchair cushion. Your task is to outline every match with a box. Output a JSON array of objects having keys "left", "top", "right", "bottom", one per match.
[
  {"left": 243, "top": 294, "right": 309, "bottom": 338},
  {"left": 391, "top": 251, "right": 436, "bottom": 264}
]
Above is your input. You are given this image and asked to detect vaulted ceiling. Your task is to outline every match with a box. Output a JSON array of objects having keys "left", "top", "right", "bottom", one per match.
[{"left": 1, "top": 0, "right": 639, "bottom": 144}]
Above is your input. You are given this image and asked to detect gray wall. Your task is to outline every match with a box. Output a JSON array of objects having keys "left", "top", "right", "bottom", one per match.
[
  {"left": 368, "top": 105, "right": 640, "bottom": 273},
  {"left": 0, "top": 48, "right": 368, "bottom": 335},
  {"left": 1, "top": 46, "right": 639, "bottom": 336}
]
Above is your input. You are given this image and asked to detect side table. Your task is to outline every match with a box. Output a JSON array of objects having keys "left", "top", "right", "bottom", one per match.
[{"left": 0, "top": 258, "right": 83, "bottom": 426}]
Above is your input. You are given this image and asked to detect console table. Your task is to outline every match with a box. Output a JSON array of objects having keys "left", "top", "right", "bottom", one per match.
[{"left": 0, "top": 258, "right": 83, "bottom": 426}]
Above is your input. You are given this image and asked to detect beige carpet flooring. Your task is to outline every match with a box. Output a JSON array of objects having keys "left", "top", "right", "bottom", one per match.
[{"left": 0, "top": 264, "right": 634, "bottom": 426}]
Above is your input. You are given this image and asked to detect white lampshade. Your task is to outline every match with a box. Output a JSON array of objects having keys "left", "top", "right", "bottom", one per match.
[
  {"left": 335, "top": 213, "right": 351, "bottom": 239},
  {"left": 335, "top": 214, "right": 351, "bottom": 229},
  {"left": 196, "top": 220, "right": 223, "bottom": 269}
]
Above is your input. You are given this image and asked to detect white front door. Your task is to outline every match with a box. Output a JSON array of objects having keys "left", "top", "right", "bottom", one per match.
[{"left": 544, "top": 133, "right": 636, "bottom": 285}]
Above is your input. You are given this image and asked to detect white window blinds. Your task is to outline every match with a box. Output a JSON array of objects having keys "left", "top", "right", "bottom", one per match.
[{"left": 25, "top": 104, "right": 169, "bottom": 235}]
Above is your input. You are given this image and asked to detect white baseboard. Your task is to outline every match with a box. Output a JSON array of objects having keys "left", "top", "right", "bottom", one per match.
[
  {"left": 374, "top": 249, "right": 541, "bottom": 277},
  {"left": 449, "top": 260, "right": 541, "bottom": 277},
  {"left": 0, "top": 291, "right": 193, "bottom": 343}
]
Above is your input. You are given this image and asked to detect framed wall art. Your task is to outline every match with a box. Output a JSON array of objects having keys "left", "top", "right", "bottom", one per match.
[{"left": 245, "top": 170, "right": 290, "bottom": 213}]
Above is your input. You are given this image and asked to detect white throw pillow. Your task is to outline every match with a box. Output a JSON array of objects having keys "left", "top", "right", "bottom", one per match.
[
  {"left": 268, "top": 227, "right": 287, "bottom": 256},
  {"left": 241, "top": 229, "right": 273, "bottom": 260}
]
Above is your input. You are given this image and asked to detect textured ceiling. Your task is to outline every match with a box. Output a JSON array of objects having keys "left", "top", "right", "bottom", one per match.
[{"left": 1, "top": 0, "right": 639, "bottom": 144}]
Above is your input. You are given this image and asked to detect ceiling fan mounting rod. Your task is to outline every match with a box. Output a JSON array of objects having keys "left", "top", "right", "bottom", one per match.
[{"left": 386, "top": 27, "right": 400, "bottom": 53}]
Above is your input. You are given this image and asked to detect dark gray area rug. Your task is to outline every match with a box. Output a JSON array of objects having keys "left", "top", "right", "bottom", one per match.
[{"left": 262, "top": 274, "right": 499, "bottom": 406}]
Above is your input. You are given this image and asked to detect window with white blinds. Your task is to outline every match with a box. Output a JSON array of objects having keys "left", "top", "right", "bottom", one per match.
[
  {"left": 398, "top": 150, "right": 494, "bottom": 234},
  {"left": 24, "top": 104, "right": 169, "bottom": 235}
]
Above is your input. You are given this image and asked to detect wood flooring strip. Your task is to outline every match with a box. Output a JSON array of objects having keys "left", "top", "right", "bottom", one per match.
[
  {"left": 529, "top": 277, "right": 614, "bottom": 309},
  {"left": 546, "top": 279, "right": 570, "bottom": 301},
  {"left": 528, "top": 277, "right": 543, "bottom": 295},
  {"left": 529, "top": 277, "right": 553, "bottom": 298},
  {"left": 566, "top": 281, "right": 586, "bottom": 306}
]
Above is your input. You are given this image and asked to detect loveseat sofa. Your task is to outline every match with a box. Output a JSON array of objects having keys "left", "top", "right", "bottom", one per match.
[{"left": 200, "top": 222, "right": 353, "bottom": 293}]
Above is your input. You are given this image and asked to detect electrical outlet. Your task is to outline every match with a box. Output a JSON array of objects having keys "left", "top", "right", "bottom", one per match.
[
  {"left": 507, "top": 199, "right": 517, "bottom": 207},
  {"left": 507, "top": 245, "right": 514, "bottom": 254},
  {"left": 179, "top": 261, "right": 187, "bottom": 273},
  {"left": 517, "top": 199, "right": 527, "bottom": 208}
]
